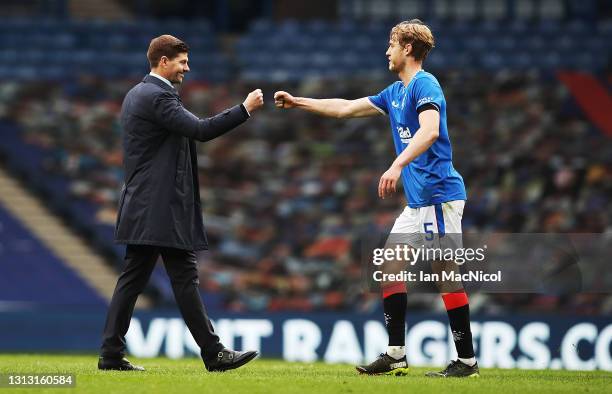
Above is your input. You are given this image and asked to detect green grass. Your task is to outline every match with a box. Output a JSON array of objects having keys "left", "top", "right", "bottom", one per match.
[{"left": 0, "top": 354, "right": 610, "bottom": 394}]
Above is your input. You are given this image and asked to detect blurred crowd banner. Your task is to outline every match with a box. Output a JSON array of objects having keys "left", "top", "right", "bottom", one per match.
[{"left": 0, "top": 310, "right": 610, "bottom": 371}]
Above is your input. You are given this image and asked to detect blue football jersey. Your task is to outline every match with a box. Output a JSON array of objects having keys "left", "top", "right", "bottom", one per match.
[{"left": 368, "top": 70, "right": 466, "bottom": 208}]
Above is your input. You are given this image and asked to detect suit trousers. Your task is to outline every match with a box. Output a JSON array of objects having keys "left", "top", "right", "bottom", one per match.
[{"left": 100, "top": 244, "right": 222, "bottom": 359}]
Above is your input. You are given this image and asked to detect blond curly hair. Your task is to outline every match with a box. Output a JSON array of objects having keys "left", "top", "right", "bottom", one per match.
[{"left": 390, "top": 19, "right": 435, "bottom": 61}]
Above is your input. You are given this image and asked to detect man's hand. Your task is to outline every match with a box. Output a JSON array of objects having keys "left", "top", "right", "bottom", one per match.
[
  {"left": 378, "top": 164, "right": 402, "bottom": 199},
  {"left": 274, "top": 91, "right": 297, "bottom": 109},
  {"left": 243, "top": 89, "right": 264, "bottom": 113}
]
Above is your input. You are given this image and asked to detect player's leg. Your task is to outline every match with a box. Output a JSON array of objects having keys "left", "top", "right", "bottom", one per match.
[
  {"left": 423, "top": 201, "right": 479, "bottom": 377},
  {"left": 356, "top": 207, "right": 418, "bottom": 375},
  {"left": 355, "top": 260, "right": 409, "bottom": 375},
  {"left": 356, "top": 251, "right": 409, "bottom": 375},
  {"left": 430, "top": 261, "right": 478, "bottom": 377}
]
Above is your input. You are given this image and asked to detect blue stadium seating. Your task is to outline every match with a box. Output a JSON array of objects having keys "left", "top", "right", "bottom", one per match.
[
  {"left": 236, "top": 18, "right": 610, "bottom": 81},
  {"left": 0, "top": 203, "right": 106, "bottom": 306},
  {"left": 0, "top": 122, "right": 175, "bottom": 304},
  {"left": 0, "top": 18, "right": 225, "bottom": 82},
  {"left": 0, "top": 16, "right": 607, "bottom": 82}
]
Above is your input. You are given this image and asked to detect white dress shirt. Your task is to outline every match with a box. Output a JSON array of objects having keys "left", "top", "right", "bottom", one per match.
[{"left": 149, "top": 71, "right": 174, "bottom": 88}]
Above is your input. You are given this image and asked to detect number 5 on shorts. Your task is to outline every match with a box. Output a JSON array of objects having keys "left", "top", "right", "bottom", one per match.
[{"left": 423, "top": 222, "right": 434, "bottom": 241}]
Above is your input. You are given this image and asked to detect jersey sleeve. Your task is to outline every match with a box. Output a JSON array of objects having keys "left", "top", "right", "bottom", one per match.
[
  {"left": 412, "top": 77, "right": 443, "bottom": 112},
  {"left": 367, "top": 84, "right": 392, "bottom": 115}
]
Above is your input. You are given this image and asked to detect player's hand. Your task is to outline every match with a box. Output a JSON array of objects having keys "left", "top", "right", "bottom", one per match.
[
  {"left": 274, "top": 91, "right": 297, "bottom": 109},
  {"left": 243, "top": 89, "right": 264, "bottom": 113},
  {"left": 378, "top": 164, "right": 402, "bottom": 199}
]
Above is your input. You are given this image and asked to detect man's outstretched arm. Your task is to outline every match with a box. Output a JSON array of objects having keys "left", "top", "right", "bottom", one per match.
[
  {"left": 274, "top": 91, "right": 381, "bottom": 119},
  {"left": 153, "top": 89, "right": 264, "bottom": 142}
]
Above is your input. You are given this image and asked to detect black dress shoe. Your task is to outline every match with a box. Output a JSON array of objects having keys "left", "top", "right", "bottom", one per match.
[
  {"left": 98, "top": 357, "right": 145, "bottom": 371},
  {"left": 204, "top": 348, "right": 258, "bottom": 372}
]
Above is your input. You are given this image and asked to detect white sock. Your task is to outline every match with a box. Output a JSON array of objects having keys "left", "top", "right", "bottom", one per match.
[
  {"left": 386, "top": 346, "right": 405, "bottom": 360},
  {"left": 458, "top": 357, "right": 476, "bottom": 366}
]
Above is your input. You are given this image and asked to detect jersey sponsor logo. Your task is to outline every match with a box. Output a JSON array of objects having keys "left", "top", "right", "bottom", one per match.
[{"left": 397, "top": 126, "right": 412, "bottom": 144}]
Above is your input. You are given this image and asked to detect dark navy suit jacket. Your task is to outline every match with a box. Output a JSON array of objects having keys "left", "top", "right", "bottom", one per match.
[{"left": 115, "top": 74, "right": 249, "bottom": 250}]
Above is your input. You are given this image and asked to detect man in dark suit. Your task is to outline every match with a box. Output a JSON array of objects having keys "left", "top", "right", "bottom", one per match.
[{"left": 98, "top": 35, "right": 264, "bottom": 372}]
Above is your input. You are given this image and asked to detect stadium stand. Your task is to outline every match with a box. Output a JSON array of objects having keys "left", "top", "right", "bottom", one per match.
[
  {"left": 0, "top": 18, "right": 227, "bottom": 82},
  {"left": 0, "top": 202, "right": 106, "bottom": 306},
  {"left": 1, "top": 69, "right": 610, "bottom": 313},
  {"left": 236, "top": 18, "right": 610, "bottom": 81},
  {"left": 0, "top": 3, "right": 610, "bottom": 313}
]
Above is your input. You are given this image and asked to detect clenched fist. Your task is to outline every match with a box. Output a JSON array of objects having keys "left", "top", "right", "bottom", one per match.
[
  {"left": 274, "top": 91, "right": 297, "bottom": 109},
  {"left": 243, "top": 89, "right": 264, "bottom": 113}
]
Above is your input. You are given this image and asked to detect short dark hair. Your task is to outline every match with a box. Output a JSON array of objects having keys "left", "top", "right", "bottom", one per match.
[{"left": 147, "top": 35, "right": 189, "bottom": 68}]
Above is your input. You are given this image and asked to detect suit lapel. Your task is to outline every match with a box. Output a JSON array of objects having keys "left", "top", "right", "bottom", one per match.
[{"left": 143, "top": 74, "right": 179, "bottom": 96}]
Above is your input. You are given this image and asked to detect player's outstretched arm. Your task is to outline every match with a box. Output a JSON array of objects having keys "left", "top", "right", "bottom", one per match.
[{"left": 274, "top": 91, "right": 381, "bottom": 119}]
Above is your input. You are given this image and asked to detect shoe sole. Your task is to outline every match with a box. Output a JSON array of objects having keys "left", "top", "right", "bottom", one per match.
[
  {"left": 98, "top": 365, "right": 145, "bottom": 371},
  {"left": 356, "top": 367, "right": 410, "bottom": 376},
  {"left": 208, "top": 351, "right": 259, "bottom": 372}
]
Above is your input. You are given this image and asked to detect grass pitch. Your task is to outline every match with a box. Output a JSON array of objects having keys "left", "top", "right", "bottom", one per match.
[{"left": 0, "top": 354, "right": 610, "bottom": 394}]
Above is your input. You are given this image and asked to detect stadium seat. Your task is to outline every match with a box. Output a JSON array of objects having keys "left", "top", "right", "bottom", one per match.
[{"left": 0, "top": 204, "right": 106, "bottom": 306}]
